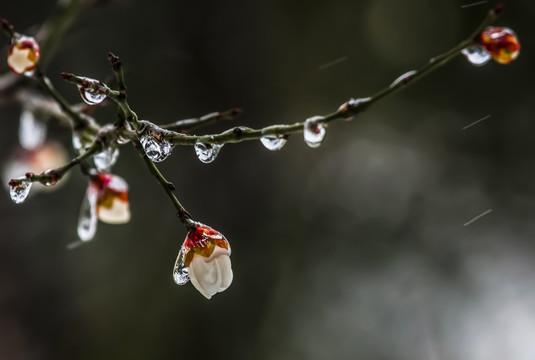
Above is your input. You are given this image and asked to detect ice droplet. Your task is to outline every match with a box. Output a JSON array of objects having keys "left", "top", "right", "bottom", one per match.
[
  {"left": 461, "top": 46, "right": 491, "bottom": 66},
  {"left": 19, "top": 109, "right": 46, "bottom": 150},
  {"left": 9, "top": 178, "right": 32, "bottom": 204},
  {"left": 194, "top": 141, "right": 223, "bottom": 163},
  {"left": 390, "top": 70, "right": 417, "bottom": 88},
  {"left": 260, "top": 135, "right": 287, "bottom": 151},
  {"left": 77, "top": 77, "right": 106, "bottom": 105},
  {"left": 140, "top": 135, "right": 173, "bottom": 162},
  {"left": 77, "top": 186, "right": 97, "bottom": 241},
  {"left": 93, "top": 146, "right": 119, "bottom": 172},
  {"left": 303, "top": 116, "right": 326, "bottom": 148},
  {"left": 173, "top": 246, "right": 190, "bottom": 285}
]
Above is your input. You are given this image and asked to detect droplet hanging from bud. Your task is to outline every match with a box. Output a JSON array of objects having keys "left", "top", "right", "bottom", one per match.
[
  {"left": 42, "top": 169, "right": 59, "bottom": 186},
  {"left": 19, "top": 109, "right": 46, "bottom": 150},
  {"left": 194, "top": 141, "right": 223, "bottom": 163},
  {"left": 303, "top": 116, "right": 326, "bottom": 148},
  {"left": 480, "top": 26, "right": 520, "bottom": 64},
  {"left": 139, "top": 134, "right": 173, "bottom": 162},
  {"left": 138, "top": 121, "right": 174, "bottom": 162},
  {"left": 76, "top": 77, "right": 107, "bottom": 105},
  {"left": 77, "top": 186, "right": 98, "bottom": 241},
  {"left": 7, "top": 35, "right": 40, "bottom": 76},
  {"left": 93, "top": 146, "right": 119, "bottom": 172},
  {"left": 461, "top": 46, "right": 491, "bottom": 66},
  {"left": 173, "top": 246, "right": 190, "bottom": 285},
  {"left": 9, "top": 178, "right": 32, "bottom": 204},
  {"left": 260, "top": 135, "right": 287, "bottom": 151}
]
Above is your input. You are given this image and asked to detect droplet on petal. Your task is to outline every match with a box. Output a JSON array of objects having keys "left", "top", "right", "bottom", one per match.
[
  {"left": 77, "top": 185, "right": 98, "bottom": 241},
  {"left": 91, "top": 173, "right": 131, "bottom": 224},
  {"left": 194, "top": 141, "right": 223, "bottom": 163},
  {"left": 260, "top": 135, "right": 287, "bottom": 151},
  {"left": 173, "top": 246, "right": 190, "bottom": 285},
  {"left": 390, "top": 70, "right": 417, "bottom": 88},
  {"left": 303, "top": 116, "right": 326, "bottom": 148},
  {"left": 480, "top": 26, "right": 520, "bottom": 64},
  {"left": 19, "top": 109, "right": 46, "bottom": 150},
  {"left": 7, "top": 35, "right": 40, "bottom": 75},
  {"left": 461, "top": 46, "right": 491, "bottom": 66},
  {"left": 9, "top": 178, "right": 32, "bottom": 204},
  {"left": 77, "top": 77, "right": 107, "bottom": 105},
  {"left": 140, "top": 134, "right": 173, "bottom": 162},
  {"left": 93, "top": 146, "right": 119, "bottom": 172}
]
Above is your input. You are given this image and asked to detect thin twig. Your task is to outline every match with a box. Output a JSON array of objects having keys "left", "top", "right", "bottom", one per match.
[
  {"left": 158, "top": 5, "right": 502, "bottom": 146},
  {"left": 161, "top": 108, "right": 243, "bottom": 132},
  {"left": 9, "top": 142, "right": 102, "bottom": 187}
]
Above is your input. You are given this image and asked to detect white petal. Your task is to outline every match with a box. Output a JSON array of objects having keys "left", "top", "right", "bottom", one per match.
[
  {"left": 8, "top": 48, "right": 34, "bottom": 74},
  {"left": 97, "top": 198, "right": 130, "bottom": 224},
  {"left": 217, "top": 255, "right": 233, "bottom": 292},
  {"left": 189, "top": 255, "right": 222, "bottom": 299}
]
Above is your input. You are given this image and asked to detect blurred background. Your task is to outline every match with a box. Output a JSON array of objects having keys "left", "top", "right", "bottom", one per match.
[{"left": 1, "top": 0, "right": 535, "bottom": 359}]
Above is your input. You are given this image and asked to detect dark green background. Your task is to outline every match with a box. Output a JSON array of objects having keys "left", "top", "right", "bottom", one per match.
[{"left": 1, "top": 0, "right": 535, "bottom": 359}]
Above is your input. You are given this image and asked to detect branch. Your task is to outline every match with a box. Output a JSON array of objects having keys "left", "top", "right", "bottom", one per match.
[
  {"left": 161, "top": 108, "right": 243, "bottom": 132},
  {"left": 9, "top": 141, "right": 102, "bottom": 187},
  {"left": 160, "top": 5, "right": 502, "bottom": 146}
]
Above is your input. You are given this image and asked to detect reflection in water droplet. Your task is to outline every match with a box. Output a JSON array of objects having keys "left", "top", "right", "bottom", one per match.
[
  {"left": 9, "top": 178, "right": 32, "bottom": 204},
  {"left": 43, "top": 169, "right": 58, "bottom": 186},
  {"left": 77, "top": 77, "right": 107, "bottom": 105},
  {"left": 260, "top": 135, "right": 287, "bottom": 151},
  {"left": 173, "top": 246, "right": 190, "bottom": 285},
  {"left": 140, "top": 135, "right": 173, "bottom": 162},
  {"left": 77, "top": 186, "right": 98, "bottom": 241},
  {"left": 461, "top": 46, "right": 491, "bottom": 66},
  {"left": 93, "top": 146, "right": 119, "bottom": 172},
  {"left": 390, "top": 70, "right": 417, "bottom": 88},
  {"left": 194, "top": 141, "right": 223, "bottom": 163},
  {"left": 19, "top": 109, "right": 46, "bottom": 150},
  {"left": 303, "top": 116, "right": 326, "bottom": 148}
]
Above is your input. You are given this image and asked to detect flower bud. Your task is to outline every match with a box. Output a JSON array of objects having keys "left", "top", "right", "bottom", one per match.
[
  {"left": 480, "top": 26, "right": 520, "bottom": 64},
  {"left": 8, "top": 35, "right": 40, "bottom": 75},
  {"left": 90, "top": 173, "right": 130, "bottom": 224},
  {"left": 173, "top": 222, "right": 233, "bottom": 299}
]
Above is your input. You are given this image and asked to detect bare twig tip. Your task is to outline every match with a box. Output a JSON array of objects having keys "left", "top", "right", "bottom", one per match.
[
  {"left": 60, "top": 72, "right": 73, "bottom": 80},
  {"left": 8, "top": 179, "right": 18, "bottom": 187},
  {"left": 1, "top": 18, "right": 13, "bottom": 31}
]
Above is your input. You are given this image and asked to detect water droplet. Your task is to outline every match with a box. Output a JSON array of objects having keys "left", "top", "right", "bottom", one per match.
[
  {"left": 390, "top": 70, "right": 417, "bottom": 88},
  {"left": 77, "top": 186, "right": 97, "bottom": 241},
  {"left": 140, "top": 134, "right": 173, "bottom": 162},
  {"left": 173, "top": 246, "right": 190, "bottom": 285},
  {"left": 43, "top": 169, "right": 59, "bottom": 186},
  {"left": 77, "top": 77, "right": 106, "bottom": 105},
  {"left": 260, "top": 135, "right": 287, "bottom": 151},
  {"left": 194, "top": 141, "right": 223, "bottom": 163},
  {"left": 303, "top": 116, "right": 326, "bottom": 148},
  {"left": 93, "top": 146, "right": 119, "bottom": 172},
  {"left": 9, "top": 178, "right": 32, "bottom": 204},
  {"left": 480, "top": 26, "right": 520, "bottom": 64},
  {"left": 18, "top": 109, "right": 46, "bottom": 150},
  {"left": 461, "top": 46, "right": 491, "bottom": 66}
]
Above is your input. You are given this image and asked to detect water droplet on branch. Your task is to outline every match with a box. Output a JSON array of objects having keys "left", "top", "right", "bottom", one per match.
[
  {"left": 138, "top": 121, "right": 174, "bottom": 162},
  {"left": 9, "top": 178, "right": 32, "bottom": 204},
  {"left": 390, "top": 70, "right": 417, "bottom": 87},
  {"left": 260, "top": 135, "right": 287, "bottom": 151},
  {"left": 173, "top": 246, "right": 190, "bottom": 285},
  {"left": 194, "top": 141, "right": 223, "bottom": 163},
  {"left": 93, "top": 146, "right": 119, "bottom": 172},
  {"left": 76, "top": 77, "right": 107, "bottom": 105},
  {"left": 19, "top": 109, "right": 46, "bottom": 150},
  {"left": 461, "top": 46, "right": 491, "bottom": 66},
  {"left": 303, "top": 116, "right": 326, "bottom": 148}
]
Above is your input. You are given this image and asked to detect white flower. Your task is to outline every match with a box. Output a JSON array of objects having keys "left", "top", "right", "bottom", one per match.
[{"left": 188, "top": 245, "right": 233, "bottom": 299}]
